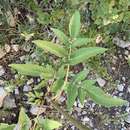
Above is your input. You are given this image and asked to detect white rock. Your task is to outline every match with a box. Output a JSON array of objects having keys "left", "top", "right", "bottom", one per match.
[
  {"left": 14, "top": 88, "right": 19, "bottom": 95},
  {"left": 0, "top": 48, "right": 6, "bottom": 59},
  {"left": 97, "top": 78, "right": 106, "bottom": 87},
  {"left": 30, "top": 106, "right": 46, "bottom": 115},
  {"left": 0, "top": 87, "right": 7, "bottom": 108},
  {"left": 125, "top": 114, "right": 130, "bottom": 123},
  {"left": 11, "top": 45, "right": 19, "bottom": 52},
  {"left": 0, "top": 66, "right": 5, "bottom": 76},
  {"left": 27, "top": 79, "right": 33, "bottom": 85},
  {"left": 117, "top": 84, "right": 124, "bottom": 92},
  {"left": 23, "top": 85, "right": 32, "bottom": 92},
  {"left": 5, "top": 44, "right": 11, "bottom": 53},
  {"left": 82, "top": 116, "right": 90, "bottom": 122}
]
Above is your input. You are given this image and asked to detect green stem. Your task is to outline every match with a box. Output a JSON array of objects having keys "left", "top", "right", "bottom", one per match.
[{"left": 51, "top": 101, "right": 91, "bottom": 130}]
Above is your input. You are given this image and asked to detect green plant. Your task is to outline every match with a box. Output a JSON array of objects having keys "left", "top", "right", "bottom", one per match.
[
  {"left": 9, "top": 11, "right": 127, "bottom": 130},
  {"left": 0, "top": 108, "right": 62, "bottom": 130}
]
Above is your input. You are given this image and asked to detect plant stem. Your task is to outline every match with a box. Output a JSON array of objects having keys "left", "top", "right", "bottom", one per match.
[{"left": 51, "top": 100, "right": 92, "bottom": 130}]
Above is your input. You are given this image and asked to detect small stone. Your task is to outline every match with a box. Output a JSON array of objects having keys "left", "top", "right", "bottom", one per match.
[
  {"left": 0, "top": 80, "right": 4, "bottom": 85},
  {"left": 124, "top": 50, "right": 129, "bottom": 56},
  {"left": 30, "top": 106, "right": 46, "bottom": 115},
  {"left": 14, "top": 88, "right": 19, "bottom": 95},
  {"left": 23, "top": 85, "right": 32, "bottom": 92},
  {"left": 125, "top": 114, "right": 130, "bottom": 123},
  {"left": 3, "top": 96, "right": 16, "bottom": 109},
  {"left": 0, "top": 87, "right": 7, "bottom": 108},
  {"left": 27, "top": 79, "right": 33, "bottom": 85},
  {"left": 82, "top": 116, "right": 90, "bottom": 122},
  {"left": 4, "top": 44, "right": 11, "bottom": 53},
  {"left": 20, "top": 55, "right": 26, "bottom": 61},
  {"left": 125, "top": 107, "right": 130, "bottom": 112},
  {"left": 31, "top": 52, "right": 36, "bottom": 59},
  {"left": 0, "top": 66, "right": 5, "bottom": 76},
  {"left": 0, "top": 48, "right": 6, "bottom": 59},
  {"left": 11, "top": 44, "right": 19, "bottom": 52},
  {"left": 128, "top": 87, "right": 130, "bottom": 93},
  {"left": 97, "top": 78, "right": 106, "bottom": 87},
  {"left": 117, "top": 84, "right": 124, "bottom": 92}
]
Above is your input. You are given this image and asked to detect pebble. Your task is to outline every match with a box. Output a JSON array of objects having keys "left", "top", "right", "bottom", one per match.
[
  {"left": 14, "top": 88, "right": 19, "bottom": 95},
  {"left": 0, "top": 87, "right": 7, "bottom": 108},
  {"left": 97, "top": 78, "right": 106, "bottom": 87},
  {"left": 82, "top": 116, "right": 90, "bottom": 122},
  {"left": 11, "top": 44, "right": 19, "bottom": 52},
  {"left": 117, "top": 84, "right": 124, "bottom": 92},
  {"left": 27, "top": 79, "right": 33, "bottom": 85},
  {"left": 3, "top": 96, "right": 16, "bottom": 109},
  {"left": 0, "top": 48, "right": 6, "bottom": 59},
  {"left": 23, "top": 85, "right": 32, "bottom": 92},
  {"left": 5, "top": 44, "right": 11, "bottom": 53},
  {"left": 125, "top": 114, "right": 130, "bottom": 123},
  {"left": 30, "top": 106, "right": 46, "bottom": 115},
  {"left": 20, "top": 55, "right": 26, "bottom": 61},
  {"left": 0, "top": 66, "right": 5, "bottom": 76}
]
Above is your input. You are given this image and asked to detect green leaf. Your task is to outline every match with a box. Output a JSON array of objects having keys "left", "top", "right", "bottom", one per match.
[
  {"left": 69, "top": 11, "right": 80, "bottom": 38},
  {"left": 40, "top": 65, "right": 55, "bottom": 79},
  {"left": 69, "top": 47, "right": 107, "bottom": 65},
  {"left": 51, "top": 78, "right": 64, "bottom": 94},
  {"left": 9, "top": 64, "right": 46, "bottom": 77},
  {"left": 18, "top": 108, "right": 31, "bottom": 130},
  {"left": 73, "top": 69, "right": 89, "bottom": 84},
  {"left": 51, "top": 28, "right": 69, "bottom": 44},
  {"left": 33, "top": 40, "right": 67, "bottom": 57},
  {"left": 37, "top": 118, "right": 62, "bottom": 130},
  {"left": 78, "top": 87, "right": 86, "bottom": 105},
  {"left": 0, "top": 123, "right": 15, "bottom": 130},
  {"left": 83, "top": 80, "right": 128, "bottom": 107},
  {"left": 67, "top": 84, "right": 78, "bottom": 110},
  {"left": 56, "top": 65, "right": 65, "bottom": 79},
  {"left": 72, "top": 38, "right": 94, "bottom": 48}
]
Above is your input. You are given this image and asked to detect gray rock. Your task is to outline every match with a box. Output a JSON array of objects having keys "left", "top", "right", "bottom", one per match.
[
  {"left": 3, "top": 96, "right": 16, "bottom": 109},
  {"left": 0, "top": 87, "right": 7, "bottom": 108},
  {"left": 30, "top": 106, "right": 46, "bottom": 115},
  {"left": 0, "top": 66, "right": 5, "bottom": 76},
  {"left": 117, "top": 84, "right": 124, "bottom": 92},
  {"left": 14, "top": 88, "right": 19, "bottom": 95},
  {"left": 125, "top": 114, "right": 130, "bottom": 123},
  {"left": 23, "top": 85, "right": 32, "bottom": 92},
  {"left": 97, "top": 78, "right": 106, "bottom": 87}
]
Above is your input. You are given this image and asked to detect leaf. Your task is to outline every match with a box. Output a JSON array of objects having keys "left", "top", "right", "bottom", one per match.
[
  {"left": 51, "top": 78, "right": 64, "bottom": 94},
  {"left": 18, "top": 108, "right": 31, "bottom": 130},
  {"left": 69, "top": 11, "right": 80, "bottom": 38},
  {"left": 73, "top": 69, "right": 89, "bottom": 84},
  {"left": 0, "top": 123, "right": 15, "bottom": 130},
  {"left": 56, "top": 65, "right": 65, "bottom": 79},
  {"left": 9, "top": 64, "right": 46, "bottom": 77},
  {"left": 51, "top": 28, "right": 69, "bottom": 44},
  {"left": 33, "top": 40, "right": 67, "bottom": 57},
  {"left": 72, "top": 38, "right": 94, "bottom": 48},
  {"left": 67, "top": 84, "right": 78, "bottom": 110},
  {"left": 69, "top": 47, "right": 107, "bottom": 65},
  {"left": 37, "top": 118, "right": 62, "bottom": 130},
  {"left": 83, "top": 80, "right": 128, "bottom": 107},
  {"left": 78, "top": 87, "right": 86, "bottom": 105}
]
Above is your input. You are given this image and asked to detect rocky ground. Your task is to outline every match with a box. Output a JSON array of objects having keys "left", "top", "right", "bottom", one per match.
[{"left": 1, "top": 1, "right": 130, "bottom": 130}]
